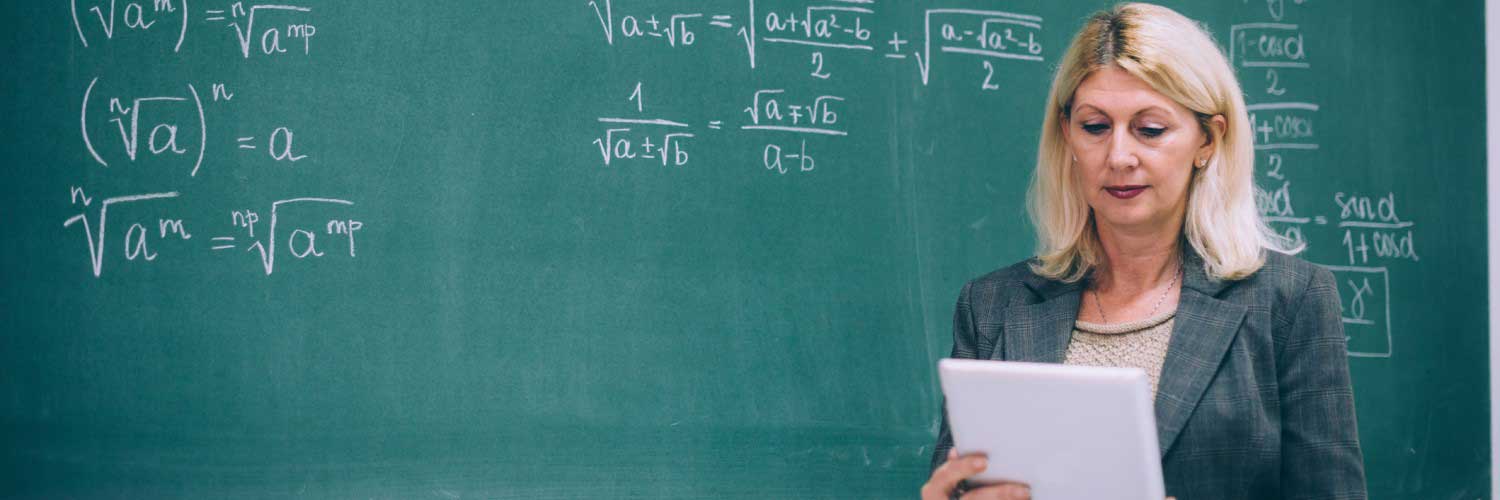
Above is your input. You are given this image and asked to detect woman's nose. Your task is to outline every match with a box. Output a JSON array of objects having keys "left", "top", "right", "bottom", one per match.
[{"left": 1106, "top": 129, "right": 1140, "bottom": 170}]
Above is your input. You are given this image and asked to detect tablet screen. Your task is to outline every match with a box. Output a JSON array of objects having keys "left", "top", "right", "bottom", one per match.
[{"left": 938, "top": 359, "right": 1165, "bottom": 499}]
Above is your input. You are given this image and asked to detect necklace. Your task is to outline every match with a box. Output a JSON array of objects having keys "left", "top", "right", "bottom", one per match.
[{"left": 1092, "top": 260, "right": 1181, "bottom": 324}]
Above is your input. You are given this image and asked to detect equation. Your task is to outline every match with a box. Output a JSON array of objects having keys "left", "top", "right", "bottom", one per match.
[
  {"left": 63, "top": 1, "right": 361, "bottom": 279},
  {"left": 70, "top": 0, "right": 317, "bottom": 58},
  {"left": 588, "top": 0, "right": 1046, "bottom": 87},
  {"left": 80, "top": 77, "right": 310, "bottom": 177},
  {"left": 583, "top": 1, "right": 1049, "bottom": 175},
  {"left": 593, "top": 84, "right": 842, "bottom": 174},
  {"left": 1235, "top": 1, "right": 1412, "bottom": 359},
  {"left": 63, "top": 186, "right": 362, "bottom": 277}
]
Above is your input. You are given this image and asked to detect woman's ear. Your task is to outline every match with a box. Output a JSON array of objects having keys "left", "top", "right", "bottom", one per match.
[{"left": 1197, "top": 114, "right": 1227, "bottom": 166}]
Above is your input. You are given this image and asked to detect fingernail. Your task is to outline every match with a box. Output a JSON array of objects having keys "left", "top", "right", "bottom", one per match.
[
  {"left": 969, "top": 457, "right": 987, "bottom": 469},
  {"left": 1010, "top": 485, "right": 1030, "bottom": 499}
]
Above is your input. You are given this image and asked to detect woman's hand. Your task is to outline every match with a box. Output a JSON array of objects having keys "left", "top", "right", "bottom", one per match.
[
  {"left": 920, "top": 450, "right": 1031, "bottom": 500},
  {"left": 920, "top": 449, "right": 1178, "bottom": 500}
]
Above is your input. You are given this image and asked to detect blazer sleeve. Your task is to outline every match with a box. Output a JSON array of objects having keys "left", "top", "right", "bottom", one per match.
[
  {"left": 1278, "top": 266, "right": 1368, "bottom": 499},
  {"left": 929, "top": 280, "right": 980, "bottom": 473}
]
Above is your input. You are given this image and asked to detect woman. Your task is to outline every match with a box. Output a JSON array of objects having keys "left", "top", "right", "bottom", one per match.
[{"left": 920, "top": 4, "right": 1366, "bottom": 500}]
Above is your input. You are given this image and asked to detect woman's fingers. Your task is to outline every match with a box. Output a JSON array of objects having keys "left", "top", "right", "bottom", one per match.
[
  {"left": 919, "top": 452, "right": 989, "bottom": 500},
  {"left": 960, "top": 483, "right": 1031, "bottom": 500}
]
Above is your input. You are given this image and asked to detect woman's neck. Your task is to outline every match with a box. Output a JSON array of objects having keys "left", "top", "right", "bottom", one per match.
[{"left": 1093, "top": 221, "right": 1182, "bottom": 295}]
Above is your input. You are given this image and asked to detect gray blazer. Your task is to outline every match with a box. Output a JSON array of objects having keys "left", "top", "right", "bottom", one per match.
[{"left": 930, "top": 246, "right": 1367, "bottom": 499}]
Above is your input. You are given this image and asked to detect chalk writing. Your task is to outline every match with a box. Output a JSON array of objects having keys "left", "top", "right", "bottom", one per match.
[
  {"left": 1235, "top": 4, "right": 1406, "bottom": 360},
  {"left": 1231, "top": 23, "right": 1308, "bottom": 69},
  {"left": 81, "top": 77, "right": 311, "bottom": 177},
  {"left": 71, "top": 1, "right": 318, "bottom": 58},
  {"left": 917, "top": 9, "right": 1043, "bottom": 85},
  {"left": 581, "top": 2, "right": 1050, "bottom": 174},
  {"left": 1324, "top": 266, "right": 1393, "bottom": 358},
  {"left": 586, "top": 1, "right": 1045, "bottom": 87},
  {"left": 589, "top": 84, "right": 844, "bottom": 173},
  {"left": 63, "top": 189, "right": 181, "bottom": 277},
  {"left": 1337, "top": 192, "right": 1420, "bottom": 264},
  {"left": 63, "top": 2, "right": 352, "bottom": 279},
  {"left": 226, "top": 197, "right": 360, "bottom": 275},
  {"left": 1247, "top": 102, "right": 1318, "bottom": 150},
  {"left": 62, "top": 188, "right": 361, "bottom": 277}
]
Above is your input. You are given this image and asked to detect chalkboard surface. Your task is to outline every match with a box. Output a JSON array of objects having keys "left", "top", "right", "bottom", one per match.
[{"left": 1, "top": 1, "right": 1487, "bottom": 498}]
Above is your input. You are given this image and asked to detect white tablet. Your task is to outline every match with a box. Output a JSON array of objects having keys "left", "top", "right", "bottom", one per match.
[{"left": 937, "top": 358, "right": 1164, "bottom": 500}]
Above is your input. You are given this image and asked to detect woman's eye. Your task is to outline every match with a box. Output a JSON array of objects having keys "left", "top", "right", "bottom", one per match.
[
  {"left": 1082, "top": 123, "right": 1109, "bottom": 135},
  {"left": 1138, "top": 126, "right": 1166, "bottom": 138}
]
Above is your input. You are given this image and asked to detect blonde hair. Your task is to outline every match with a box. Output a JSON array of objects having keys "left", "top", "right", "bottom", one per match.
[{"left": 1027, "top": 2, "right": 1300, "bottom": 283}]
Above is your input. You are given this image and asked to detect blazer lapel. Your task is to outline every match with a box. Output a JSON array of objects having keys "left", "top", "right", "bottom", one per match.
[
  {"left": 996, "top": 278, "right": 1083, "bottom": 363},
  {"left": 1153, "top": 247, "right": 1248, "bottom": 457}
]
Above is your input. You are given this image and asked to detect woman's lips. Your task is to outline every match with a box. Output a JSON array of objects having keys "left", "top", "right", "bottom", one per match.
[{"left": 1105, "top": 185, "right": 1147, "bottom": 199}]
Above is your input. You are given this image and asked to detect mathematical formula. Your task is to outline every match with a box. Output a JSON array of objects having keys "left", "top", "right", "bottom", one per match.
[
  {"left": 63, "top": 187, "right": 361, "bottom": 276},
  {"left": 64, "top": 1, "right": 360, "bottom": 279},
  {"left": 584, "top": 1, "right": 1048, "bottom": 175},
  {"left": 1235, "top": 2, "right": 1412, "bottom": 359},
  {"left": 70, "top": 0, "right": 317, "bottom": 58},
  {"left": 57, "top": 1, "right": 1418, "bottom": 358},
  {"left": 588, "top": 0, "right": 1046, "bottom": 86},
  {"left": 80, "top": 77, "right": 309, "bottom": 178}
]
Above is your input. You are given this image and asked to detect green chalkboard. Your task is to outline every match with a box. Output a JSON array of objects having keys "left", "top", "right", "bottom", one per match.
[{"left": 1, "top": 0, "right": 1487, "bottom": 498}]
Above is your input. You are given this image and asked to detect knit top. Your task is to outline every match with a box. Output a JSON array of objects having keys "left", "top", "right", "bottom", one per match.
[{"left": 1064, "top": 307, "right": 1177, "bottom": 398}]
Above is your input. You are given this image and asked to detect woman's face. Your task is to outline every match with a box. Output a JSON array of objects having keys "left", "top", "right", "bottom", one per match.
[{"left": 1061, "top": 66, "right": 1219, "bottom": 238}]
